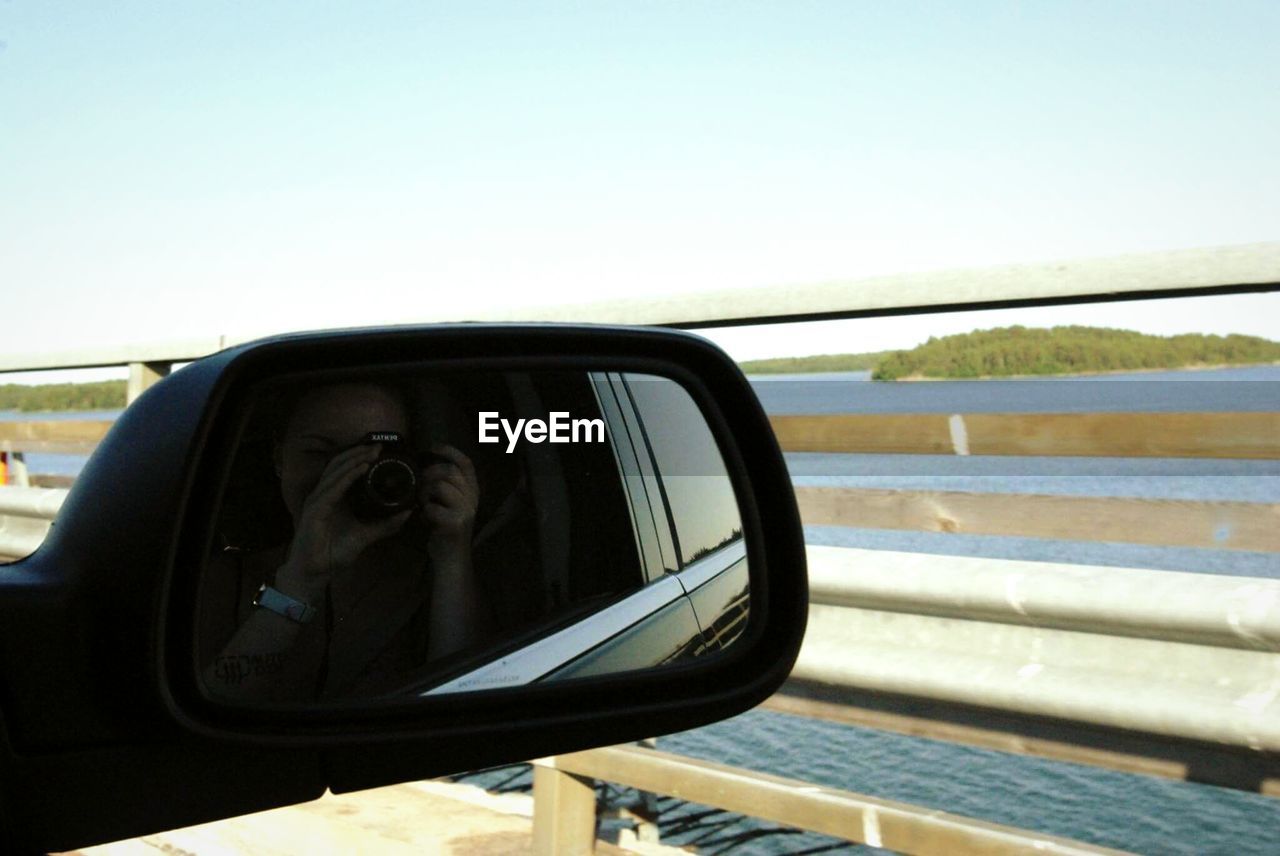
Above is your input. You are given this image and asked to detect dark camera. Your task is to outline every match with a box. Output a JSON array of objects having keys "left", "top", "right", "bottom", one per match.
[{"left": 346, "top": 431, "right": 419, "bottom": 520}]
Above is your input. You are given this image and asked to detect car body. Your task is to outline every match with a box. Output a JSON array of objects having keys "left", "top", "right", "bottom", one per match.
[{"left": 0, "top": 324, "right": 807, "bottom": 853}]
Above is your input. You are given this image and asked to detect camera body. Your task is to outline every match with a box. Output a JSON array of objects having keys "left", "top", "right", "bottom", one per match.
[{"left": 346, "top": 431, "right": 419, "bottom": 521}]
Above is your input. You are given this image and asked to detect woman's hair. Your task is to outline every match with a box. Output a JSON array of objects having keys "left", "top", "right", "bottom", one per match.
[
  {"left": 266, "top": 378, "right": 419, "bottom": 448},
  {"left": 216, "top": 377, "right": 418, "bottom": 551}
]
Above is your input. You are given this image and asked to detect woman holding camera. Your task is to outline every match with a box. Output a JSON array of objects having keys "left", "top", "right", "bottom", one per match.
[{"left": 199, "top": 381, "right": 489, "bottom": 702}]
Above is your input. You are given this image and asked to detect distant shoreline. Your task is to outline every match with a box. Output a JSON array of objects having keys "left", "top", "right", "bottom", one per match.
[
  {"left": 3, "top": 362, "right": 1277, "bottom": 415},
  {"left": 741, "top": 361, "right": 1280, "bottom": 380},
  {"left": 0, "top": 408, "right": 123, "bottom": 418},
  {"left": 888, "top": 361, "right": 1280, "bottom": 382}
]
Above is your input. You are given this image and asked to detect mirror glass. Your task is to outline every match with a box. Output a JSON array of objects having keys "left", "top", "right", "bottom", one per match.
[{"left": 195, "top": 368, "right": 748, "bottom": 703}]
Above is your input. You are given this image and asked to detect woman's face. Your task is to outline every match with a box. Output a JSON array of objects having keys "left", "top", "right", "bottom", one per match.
[{"left": 277, "top": 383, "right": 411, "bottom": 522}]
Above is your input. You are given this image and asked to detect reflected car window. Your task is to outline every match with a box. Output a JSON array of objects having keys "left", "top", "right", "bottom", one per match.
[{"left": 621, "top": 375, "right": 742, "bottom": 569}]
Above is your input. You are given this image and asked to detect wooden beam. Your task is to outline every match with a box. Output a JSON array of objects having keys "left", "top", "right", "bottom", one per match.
[
  {"left": 4, "top": 409, "right": 1276, "bottom": 460},
  {"left": 964, "top": 412, "right": 1280, "bottom": 459},
  {"left": 760, "top": 691, "right": 1280, "bottom": 798},
  {"left": 760, "top": 693, "right": 1188, "bottom": 782},
  {"left": 795, "top": 487, "right": 1280, "bottom": 552},
  {"left": 771, "top": 412, "right": 1280, "bottom": 459},
  {"left": 532, "top": 764, "right": 598, "bottom": 856},
  {"left": 0, "top": 420, "right": 113, "bottom": 455},
  {"left": 547, "top": 746, "right": 1129, "bottom": 854}
]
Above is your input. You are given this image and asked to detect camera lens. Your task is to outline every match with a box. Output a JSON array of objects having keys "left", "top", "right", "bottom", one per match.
[{"left": 366, "top": 458, "right": 416, "bottom": 507}]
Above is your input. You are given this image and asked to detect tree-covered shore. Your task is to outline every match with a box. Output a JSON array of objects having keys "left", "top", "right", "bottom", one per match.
[
  {"left": 870, "top": 326, "right": 1280, "bottom": 380},
  {"left": 0, "top": 380, "right": 126, "bottom": 413},
  {"left": 2, "top": 326, "right": 1277, "bottom": 411},
  {"left": 739, "top": 327, "right": 1279, "bottom": 380}
]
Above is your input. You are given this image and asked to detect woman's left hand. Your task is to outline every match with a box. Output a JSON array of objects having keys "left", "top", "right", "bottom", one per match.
[{"left": 419, "top": 443, "right": 479, "bottom": 559}]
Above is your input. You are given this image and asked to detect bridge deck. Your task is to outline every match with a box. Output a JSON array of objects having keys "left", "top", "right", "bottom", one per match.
[{"left": 60, "top": 779, "right": 674, "bottom": 856}]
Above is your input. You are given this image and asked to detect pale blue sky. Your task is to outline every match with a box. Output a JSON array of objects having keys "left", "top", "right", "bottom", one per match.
[{"left": 3, "top": 1, "right": 1278, "bottom": 382}]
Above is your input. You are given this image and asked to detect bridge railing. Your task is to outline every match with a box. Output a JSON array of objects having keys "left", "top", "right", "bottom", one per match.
[
  {"left": 3, "top": 406, "right": 1276, "bottom": 776},
  {"left": 3, "top": 242, "right": 1278, "bottom": 852},
  {"left": 4, "top": 410, "right": 1277, "bottom": 556}
]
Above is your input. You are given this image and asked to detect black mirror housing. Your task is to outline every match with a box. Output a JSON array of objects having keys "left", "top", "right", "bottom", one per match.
[{"left": 0, "top": 324, "right": 807, "bottom": 851}]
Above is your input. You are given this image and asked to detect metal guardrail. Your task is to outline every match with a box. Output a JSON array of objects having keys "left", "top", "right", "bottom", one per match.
[
  {"left": 807, "top": 547, "right": 1280, "bottom": 651},
  {"left": 2, "top": 242, "right": 1277, "bottom": 377},
  {"left": 0, "top": 486, "right": 68, "bottom": 520},
  {"left": 0, "top": 486, "right": 67, "bottom": 559},
  {"left": 799, "top": 547, "right": 1280, "bottom": 758}
]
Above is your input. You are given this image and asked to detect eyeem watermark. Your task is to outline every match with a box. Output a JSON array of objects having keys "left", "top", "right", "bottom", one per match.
[{"left": 478, "top": 411, "right": 606, "bottom": 453}]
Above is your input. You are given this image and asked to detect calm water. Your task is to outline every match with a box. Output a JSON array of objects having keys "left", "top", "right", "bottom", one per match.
[{"left": 7, "top": 368, "right": 1280, "bottom": 852}]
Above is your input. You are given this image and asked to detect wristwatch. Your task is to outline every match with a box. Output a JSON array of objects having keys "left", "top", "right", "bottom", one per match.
[{"left": 253, "top": 583, "right": 316, "bottom": 624}]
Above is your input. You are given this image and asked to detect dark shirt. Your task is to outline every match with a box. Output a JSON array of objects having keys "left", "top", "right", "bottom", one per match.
[{"left": 198, "top": 534, "right": 434, "bottom": 701}]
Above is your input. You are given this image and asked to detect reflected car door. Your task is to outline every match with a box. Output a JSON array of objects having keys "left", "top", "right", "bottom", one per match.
[
  {"left": 615, "top": 373, "right": 750, "bottom": 655},
  {"left": 423, "top": 373, "right": 705, "bottom": 693}
]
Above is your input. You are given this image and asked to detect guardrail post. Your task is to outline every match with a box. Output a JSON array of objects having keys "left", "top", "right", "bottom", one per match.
[
  {"left": 127, "top": 361, "right": 171, "bottom": 404},
  {"left": 532, "top": 761, "right": 598, "bottom": 856}
]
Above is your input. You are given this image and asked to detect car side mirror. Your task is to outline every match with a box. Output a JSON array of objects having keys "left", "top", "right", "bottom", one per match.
[
  {"left": 0, "top": 324, "right": 807, "bottom": 852},
  {"left": 194, "top": 367, "right": 751, "bottom": 705}
]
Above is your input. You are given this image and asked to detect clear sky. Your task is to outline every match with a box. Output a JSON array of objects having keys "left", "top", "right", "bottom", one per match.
[{"left": 3, "top": 1, "right": 1278, "bottom": 383}]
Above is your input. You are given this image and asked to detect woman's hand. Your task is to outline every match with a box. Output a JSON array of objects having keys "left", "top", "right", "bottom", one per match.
[
  {"left": 419, "top": 443, "right": 479, "bottom": 561},
  {"left": 421, "top": 444, "right": 489, "bottom": 659},
  {"left": 276, "top": 443, "right": 412, "bottom": 604}
]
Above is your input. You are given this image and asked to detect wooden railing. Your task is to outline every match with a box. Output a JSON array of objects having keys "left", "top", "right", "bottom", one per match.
[
  {"left": 5, "top": 412, "right": 1277, "bottom": 554},
  {"left": 769, "top": 411, "right": 1280, "bottom": 459},
  {"left": 532, "top": 745, "right": 1130, "bottom": 855},
  {"left": 795, "top": 486, "right": 1279, "bottom": 552}
]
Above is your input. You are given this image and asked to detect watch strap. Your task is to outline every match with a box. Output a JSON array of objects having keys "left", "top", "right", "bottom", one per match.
[{"left": 254, "top": 583, "right": 316, "bottom": 624}]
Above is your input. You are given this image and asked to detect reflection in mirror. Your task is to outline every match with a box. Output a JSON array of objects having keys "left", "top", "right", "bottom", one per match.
[{"left": 196, "top": 369, "right": 747, "bottom": 704}]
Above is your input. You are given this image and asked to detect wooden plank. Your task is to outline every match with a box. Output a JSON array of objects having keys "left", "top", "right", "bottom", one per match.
[
  {"left": 29, "top": 474, "right": 75, "bottom": 489},
  {"left": 795, "top": 487, "right": 1280, "bottom": 552},
  {"left": 770, "top": 412, "right": 1280, "bottom": 459},
  {"left": 548, "top": 746, "right": 1130, "bottom": 855},
  {"left": 760, "top": 693, "right": 1188, "bottom": 782},
  {"left": 760, "top": 692, "right": 1280, "bottom": 798},
  {"left": 0, "top": 420, "right": 112, "bottom": 455},
  {"left": 5, "top": 410, "right": 1275, "bottom": 459},
  {"left": 964, "top": 412, "right": 1280, "bottom": 459},
  {"left": 770, "top": 414, "right": 955, "bottom": 454}
]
